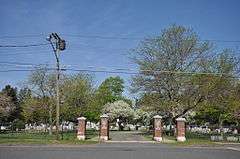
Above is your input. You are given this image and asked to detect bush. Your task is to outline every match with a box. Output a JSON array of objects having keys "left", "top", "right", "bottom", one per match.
[{"left": 11, "top": 119, "right": 25, "bottom": 131}]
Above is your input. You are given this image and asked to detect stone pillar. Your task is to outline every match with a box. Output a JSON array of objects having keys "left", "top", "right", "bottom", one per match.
[
  {"left": 77, "top": 117, "right": 86, "bottom": 140},
  {"left": 176, "top": 117, "right": 186, "bottom": 142},
  {"left": 153, "top": 115, "right": 163, "bottom": 142},
  {"left": 100, "top": 114, "right": 109, "bottom": 141}
]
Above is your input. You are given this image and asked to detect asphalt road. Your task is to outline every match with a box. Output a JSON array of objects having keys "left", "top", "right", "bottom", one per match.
[
  {"left": 0, "top": 143, "right": 239, "bottom": 159},
  {"left": 110, "top": 131, "right": 147, "bottom": 141}
]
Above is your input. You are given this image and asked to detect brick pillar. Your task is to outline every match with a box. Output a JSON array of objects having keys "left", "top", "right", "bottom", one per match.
[
  {"left": 77, "top": 117, "right": 86, "bottom": 140},
  {"left": 176, "top": 117, "right": 186, "bottom": 142},
  {"left": 100, "top": 114, "right": 109, "bottom": 141},
  {"left": 153, "top": 115, "right": 163, "bottom": 142}
]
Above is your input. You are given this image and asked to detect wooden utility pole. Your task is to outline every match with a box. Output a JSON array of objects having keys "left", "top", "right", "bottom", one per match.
[{"left": 47, "top": 33, "right": 66, "bottom": 140}]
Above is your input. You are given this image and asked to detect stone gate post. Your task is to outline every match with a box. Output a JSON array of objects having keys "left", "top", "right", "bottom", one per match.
[
  {"left": 77, "top": 117, "right": 86, "bottom": 140},
  {"left": 100, "top": 114, "right": 109, "bottom": 141},
  {"left": 176, "top": 117, "right": 186, "bottom": 142},
  {"left": 153, "top": 115, "right": 163, "bottom": 142}
]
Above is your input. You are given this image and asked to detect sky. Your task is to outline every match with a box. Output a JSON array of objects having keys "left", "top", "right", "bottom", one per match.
[{"left": 0, "top": 0, "right": 240, "bottom": 97}]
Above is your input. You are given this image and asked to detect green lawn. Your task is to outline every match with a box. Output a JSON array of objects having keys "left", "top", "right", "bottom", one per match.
[
  {"left": 142, "top": 131, "right": 218, "bottom": 146},
  {"left": 0, "top": 130, "right": 98, "bottom": 145},
  {"left": 171, "top": 138, "right": 216, "bottom": 146}
]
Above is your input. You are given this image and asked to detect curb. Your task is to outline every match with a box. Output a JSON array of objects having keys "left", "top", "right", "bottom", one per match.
[{"left": 105, "top": 140, "right": 156, "bottom": 143}]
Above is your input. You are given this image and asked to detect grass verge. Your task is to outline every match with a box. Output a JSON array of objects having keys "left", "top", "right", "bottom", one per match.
[
  {"left": 0, "top": 130, "right": 98, "bottom": 145},
  {"left": 143, "top": 131, "right": 217, "bottom": 146}
]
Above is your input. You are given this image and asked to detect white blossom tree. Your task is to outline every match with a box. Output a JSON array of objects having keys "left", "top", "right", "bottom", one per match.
[
  {"left": 102, "top": 100, "right": 135, "bottom": 130},
  {"left": 0, "top": 93, "right": 15, "bottom": 128}
]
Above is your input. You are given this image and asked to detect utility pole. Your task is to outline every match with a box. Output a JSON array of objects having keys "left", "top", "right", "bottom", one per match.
[{"left": 47, "top": 33, "right": 66, "bottom": 140}]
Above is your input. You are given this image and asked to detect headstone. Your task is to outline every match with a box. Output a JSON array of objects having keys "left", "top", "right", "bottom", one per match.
[{"left": 226, "top": 136, "right": 238, "bottom": 142}]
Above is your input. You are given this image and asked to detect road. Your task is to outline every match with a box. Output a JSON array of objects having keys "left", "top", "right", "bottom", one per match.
[
  {"left": 0, "top": 143, "right": 239, "bottom": 159},
  {"left": 110, "top": 131, "right": 147, "bottom": 141}
]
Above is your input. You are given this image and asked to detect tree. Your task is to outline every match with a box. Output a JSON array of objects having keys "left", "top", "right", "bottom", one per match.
[
  {"left": 18, "top": 88, "right": 32, "bottom": 105},
  {"left": 197, "top": 51, "right": 240, "bottom": 129},
  {"left": 21, "top": 96, "right": 52, "bottom": 127},
  {"left": 22, "top": 66, "right": 56, "bottom": 134},
  {"left": 102, "top": 100, "right": 135, "bottom": 130},
  {"left": 0, "top": 93, "right": 15, "bottom": 128},
  {"left": 134, "top": 109, "right": 153, "bottom": 127},
  {"left": 96, "top": 76, "right": 125, "bottom": 105},
  {"left": 60, "top": 74, "right": 95, "bottom": 121},
  {"left": 131, "top": 25, "right": 212, "bottom": 124},
  {"left": 1, "top": 85, "right": 19, "bottom": 121}
]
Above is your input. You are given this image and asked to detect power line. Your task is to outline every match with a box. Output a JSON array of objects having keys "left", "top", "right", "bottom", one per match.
[
  {"left": 64, "top": 34, "right": 240, "bottom": 43},
  {"left": 0, "top": 68, "right": 57, "bottom": 72},
  {"left": 1, "top": 33, "right": 240, "bottom": 43},
  {"left": 0, "top": 43, "right": 50, "bottom": 48},
  {"left": 0, "top": 69, "right": 36, "bottom": 72},
  {"left": 65, "top": 68, "right": 239, "bottom": 78},
  {"left": 64, "top": 34, "right": 142, "bottom": 40},
  {"left": 0, "top": 63, "right": 238, "bottom": 79},
  {"left": 0, "top": 34, "right": 46, "bottom": 39},
  {"left": 0, "top": 61, "right": 42, "bottom": 66}
]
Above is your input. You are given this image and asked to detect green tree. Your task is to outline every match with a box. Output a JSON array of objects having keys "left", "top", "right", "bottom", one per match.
[
  {"left": 131, "top": 25, "right": 212, "bottom": 124},
  {"left": 22, "top": 66, "right": 56, "bottom": 134},
  {"left": 60, "top": 74, "right": 95, "bottom": 121},
  {"left": 21, "top": 97, "right": 51, "bottom": 126},
  {"left": 197, "top": 51, "right": 239, "bottom": 128},
  {"left": 131, "top": 25, "right": 240, "bottom": 130},
  {"left": 95, "top": 76, "right": 126, "bottom": 106}
]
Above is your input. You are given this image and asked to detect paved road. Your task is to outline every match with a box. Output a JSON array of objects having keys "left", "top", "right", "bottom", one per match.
[
  {"left": 0, "top": 143, "right": 239, "bottom": 159},
  {"left": 110, "top": 131, "right": 147, "bottom": 141}
]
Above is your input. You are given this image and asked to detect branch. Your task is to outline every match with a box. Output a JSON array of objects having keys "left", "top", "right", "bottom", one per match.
[{"left": 173, "top": 96, "right": 203, "bottom": 121}]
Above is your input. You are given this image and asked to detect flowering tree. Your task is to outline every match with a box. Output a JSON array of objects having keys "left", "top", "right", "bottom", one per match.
[
  {"left": 0, "top": 93, "right": 15, "bottom": 127},
  {"left": 102, "top": 100, "right": 135, "bottom": 130},
  {"left": 134, "top": 109, "right": 154, "bottom": 127}
]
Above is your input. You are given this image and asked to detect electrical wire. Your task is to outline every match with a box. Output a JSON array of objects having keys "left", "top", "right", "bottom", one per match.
[
  {"left": 0, "top": 34, "right": 46, "bottom": 39},
  {"left": 1, "top": 33, "right": 240, "bottom": 43},
  {"left": 0, "top": 43, "right": 50, "bottom": 48},
  {"left": 0, "top": 62, "right": 238, "bottom": 79}
]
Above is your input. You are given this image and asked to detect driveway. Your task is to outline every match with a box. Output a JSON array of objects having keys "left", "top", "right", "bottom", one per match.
[{"left": 109, "top": 131, "right": 148, "bottom": 141}]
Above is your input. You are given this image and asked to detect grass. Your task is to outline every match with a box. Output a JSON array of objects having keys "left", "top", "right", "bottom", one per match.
[
  {"left": 142, "top": 131, "right": 218, "bottom": 146},
  {"left": 169, "top": 138, "right": 216, "bottom": 146},
  {"left": 142, "top": 131, "right": 154, "bottom": 141},
  {"left": 0, "top": 130, "right": 98, "bottom": 145}
]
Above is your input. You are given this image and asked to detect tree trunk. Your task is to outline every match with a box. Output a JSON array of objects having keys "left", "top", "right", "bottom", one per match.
[
  {"left": 49, "top": 105, "right": 53, "bottom": 135},
  {"left": 219, "top": 116, "right": 224, "bottom": 137},
  {"left": 169, "top": 118, "right": 173, "bottom": 136},
  {"left": 169, "top": 113, "right": 175, "bottom": 136},
  {"left": 118, "top": 121, "right": 124, "bottom": 131}
]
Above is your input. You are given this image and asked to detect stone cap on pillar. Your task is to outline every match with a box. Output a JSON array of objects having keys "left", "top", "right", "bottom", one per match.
[
  {"left": 176, "top": 117, "right": 186, "bottom": 122},
  {"left": 100, "top": 114, "right": 109, "bottom": 118},
  {"left": 77, "top": 117, "right": 86, "bottom": 120},
  {"left": 153, "top": 115, "right": 162, "bottom": 119}
]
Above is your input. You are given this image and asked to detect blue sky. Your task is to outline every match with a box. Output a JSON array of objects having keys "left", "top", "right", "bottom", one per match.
[{"left": 0, "top": 0, "right": 240, "bottom": 97}]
